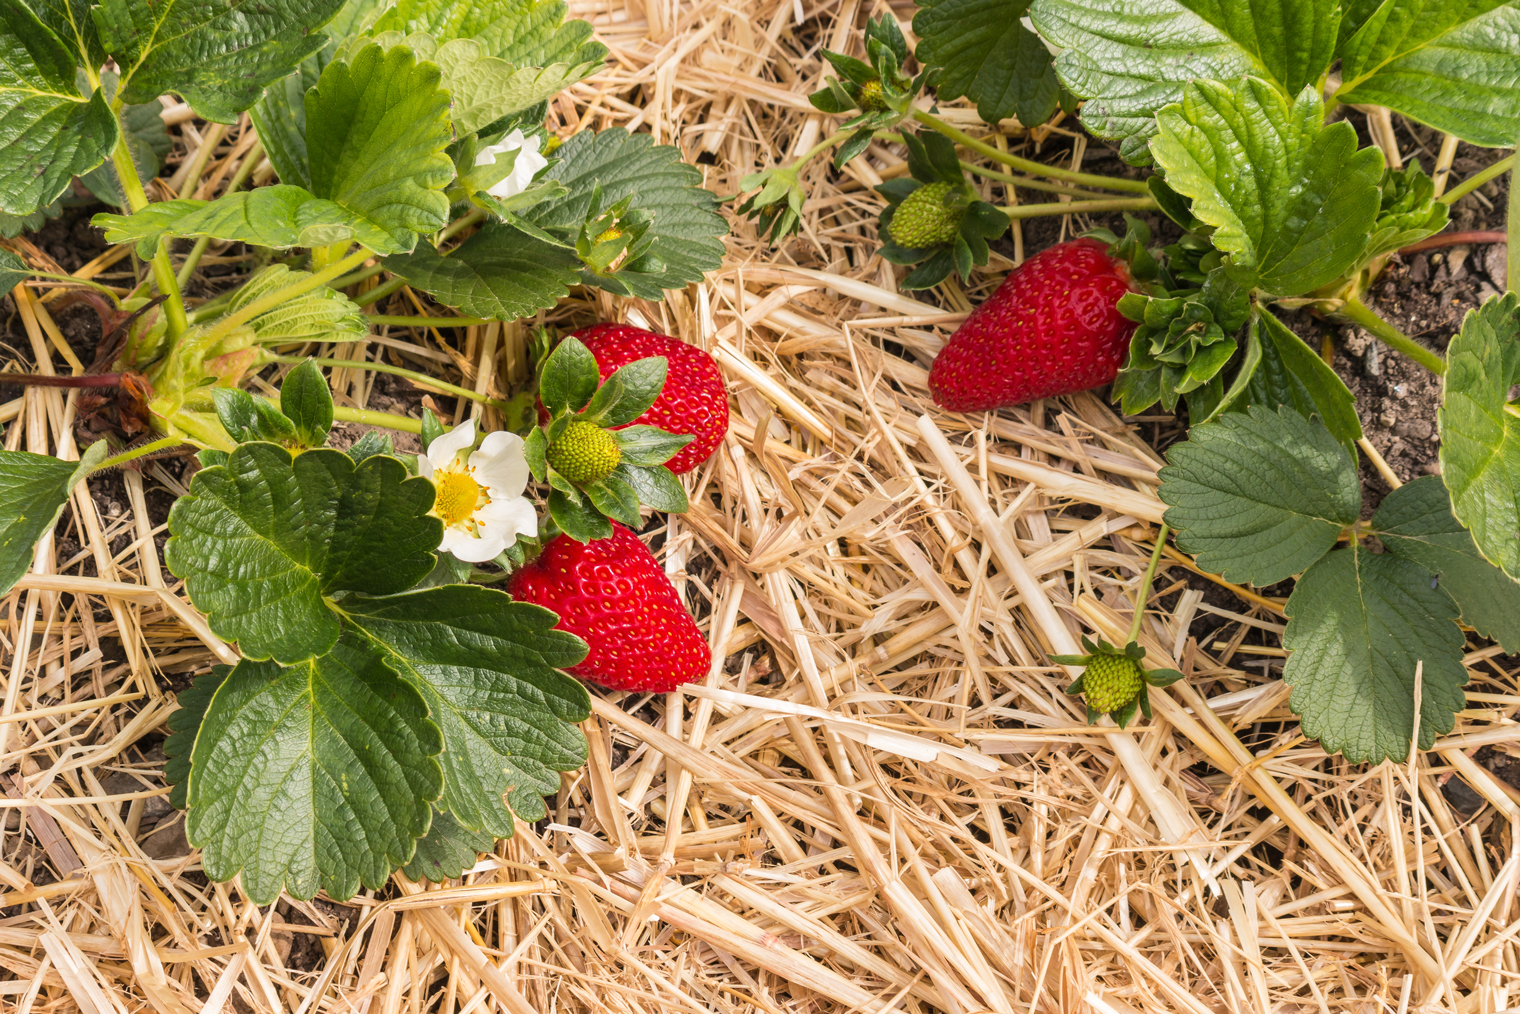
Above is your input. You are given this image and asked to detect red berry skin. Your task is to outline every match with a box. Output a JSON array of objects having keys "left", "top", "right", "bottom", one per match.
[
  {"left": 928, "top": 238, "right": 1137, "bottom": 412},
  {"left": 507, "top": 524, "right": 711, "bottom": 694},
  {"left": 568, "top": 323, "right": 728, "bottom": 474}
]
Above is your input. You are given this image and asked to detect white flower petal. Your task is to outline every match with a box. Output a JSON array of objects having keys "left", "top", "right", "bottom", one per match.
[
  {"left": 427, "top": 418, "right": 476, "bottom": 470},
  {"left": 472, "top": 430, "right": 529, "bottom": 496},
  {"left": 475, "top": 495, "right": 538, "bottom": 543},
  {"left": 485, "top": 130, "right": 547, "bottom": 200},
  {"left": 439, "top": 526, "right": 506, "bottom": 563},
  {"left": 416, "top": 452, "right": 434, "bottom": 479}
]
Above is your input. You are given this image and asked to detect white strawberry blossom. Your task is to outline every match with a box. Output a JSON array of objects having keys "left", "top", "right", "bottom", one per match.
[
  {"left": 474, "top": 129, "right": 548, "bottom": 200},
  {"left": 418, "top": 419, "right": 537, "bottom": 562}
]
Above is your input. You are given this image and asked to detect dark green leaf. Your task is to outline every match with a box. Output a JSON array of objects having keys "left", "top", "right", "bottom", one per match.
[
  {"left": 582, "top": 474, "right": 640, "bottom": 526},
  {"left": 585, "top": 356, "right": 665, "bottom": 427},
  {"left": 1373, "top": 475, "right": 1520, "bottom": 652},
  {"left": 0, "top": 249, "right": 29, "bottom": 293},
  {"left": 211, "top": 388, "right": 299, "bottom": 444},
  {"left": 163, "top": 666, "right": 228, "bottom": 810},
  {"left": 540, "top": 336, "right": 599, "bottom": 415},
  {"left": 339, "top": 585, "right": 589, "bottom": 836},
  {"left": 420, "top": 407, "right": 447, "bottom": 449},
  {"left": 1283, "top": 541, "right": 1468, "bottom": 763},
  {"left": 165, "top": 445, "right": 442, "bottom": 662},
  {"left": 0, "top": 440, "right": 106, "bottom": 595},
  {"left": 1160, "top": 404, "right": 1359, "bottom": 586},
  {"left": 280, "top": 359, "right": 334, "bottom": 447},
  {"left": 614, "top": 426, "right": 691, "bottom": 467},
  {"left": 547, "top": 486, "right": 611, "bottom": 542},
  {"left": 380, "top": 222, "right": 580, "bottom": 320},
  {"left": 185, "top": 638, "right": 443, "bottom": 903},
  {"left": 346, "top": 430, "right": 394, "bottom": 463},
  {"left": 913, "top": 0, "right": 1059, "bottom": 127},
  {"left": 1239, "top": 309, "right": 1362, "bottom": 446},
  {"left": 615, "top": 462, "right": 687, "bottom": 514},
  {"left": 403, "top": 806, "right": 495, "bottom": 882},
  {"left": 77, "top": 71, "right": 171, "bottom": 208}
]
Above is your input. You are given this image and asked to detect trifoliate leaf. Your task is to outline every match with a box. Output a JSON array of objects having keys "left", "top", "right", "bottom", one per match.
[
  {"left": 278, "top": 360, "right": 335, "bottom": 448},
  {"left": 0, "top": 441, "right": 107, "bottom": 595},
  {"left": 0, "top": 3, "right": 117, "bottom": 216},
  {"left": 521, "top": 129, "right": 728, "bottom": 299},
  {"left": 338, "top": 586, "right": 590, "bottom": 837},
  {"left": 1334, "top": 2, "right": 1520, "bottom": 149},
  {"left": 225, "top": 264, "right": 367, "bottom": 342},
  {"left": 1439, "top": 293, "right": 1520, "bottom": 580},
  {"left": 403, "top": 806, "right": 495, "bottom": 882},
  {"left": 1150, "top": 78, "right": 1384, "bottom": 297},
  {"left": 368, "top": 0, "right": 606, "bottom": 68},
  {"left": 1160, "top": 404, "right": 1359, "bottom": 586},
  {"left": 185, "top": 637, "right": 443, "bottom": 904},
  {"left": 1028, "top": 0, "right": 1340, "bottom": 163},
  {"left": 1282, "top": 541, "right": 1468, "bottom": 763},
  {"left": 913, "top": 0, "right": 1059, "bottom": 127},
  {"left": 1372, "top": 475, "right": 1520, "bottom": 652},
  {"left": 1236, "top": 309, "right": 1362, "bottom": 447},
  {"left": 304, "top": 43, "right": 455, "bottom": 252},
  {"left": 163, "top": 667, "right": 229, "bottom": 810},
  {"left": 381, "top": 222, "right": 579, "bottom": 321},
  {"left": 94, "top": 0, "right": 345, "bottom": 123},
  {"left": 165, "top": 445, "right": 442, "bottom": 663}
]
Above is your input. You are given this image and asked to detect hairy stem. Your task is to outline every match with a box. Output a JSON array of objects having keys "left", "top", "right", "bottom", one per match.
[
  {"left": 329, "top": 262, "right": 389, "bottom": 291},
  {"left": 95, "top": 435, "right": 183, "bottom": 471},
  {"left": 266, "top": 354, "right": 509, "bottom": 411},
  {"left": 1441, "top": 154, "right": 1513, "bottom": 206},
  {"left": 111, "top": 134, "right": 190, "bottom": 340},
  {"left": 0, "top": 372, "right": 125, "bottom": 388},
  {"left": 1128, "top": 523, "right": 1171, "bottom": 645},
  {"left": 912, "top": 110, "right": 1151, "bottom": 194},
  {"left": 202, "top": 249, "right": 371, "bottom": 349},
  {"left": 354, "top": 277, "right": 406, "bottom": 308},
  {"left": 1340, "top": 297, "right": 1446, "bottom": 376},
  {"left": 959, "top": 160, "right": 1119, "bottom": 200},
  {"left": 1004, "top": 197, "right": 1157, "bottom": 219},
  {"left": 331, "top": 404, "right": 424, "bottom": 435}
]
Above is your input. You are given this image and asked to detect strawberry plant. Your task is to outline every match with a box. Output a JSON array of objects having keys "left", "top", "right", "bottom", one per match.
[{"left": 0, "top": 0, "right": 731, "bottom": 899}]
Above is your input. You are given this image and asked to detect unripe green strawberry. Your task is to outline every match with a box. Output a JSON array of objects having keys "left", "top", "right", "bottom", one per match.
[
  {"left": 1080, "top": 654, "right": 1144, "bottom": 714},
  {"left": 856, "top": 79, "right": 888, "bottom": 113},
  {"left": 548, "top": 420, "right": 622, "bottom": 483},
  {"left": 888, "top": 182, "right": 960, "bottom": 249},
  {"left": 593, "top": 225, "right": 625, "bottom": 245}
]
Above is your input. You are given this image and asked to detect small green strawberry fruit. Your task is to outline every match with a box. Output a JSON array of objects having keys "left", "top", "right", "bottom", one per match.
[
  {"left": 1053, "top": 634, "right": 1186, "bottom": 728},
  {"left": 593, "top": 225, "right": 625, "bottom": 245},
  {"left": 548, "top": 419, "right": 622, "bottom": 484},
  {"left": 856, "top": 79, "right": 888, "bottom": 113},
  {"left": 1080, "top": 654, "right": 1144, "bottom": 714},
  {"left": 887, "top": 182, "right": 961, "bottom": 249}
]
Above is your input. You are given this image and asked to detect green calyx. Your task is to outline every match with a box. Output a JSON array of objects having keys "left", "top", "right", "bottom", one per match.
[
  {"left": 547, "top": 419, "right": 622, "bottom": 484},
  {"left": 1054, "top": 635, "right": 1184, "bottom": 729},
  {"left": 887, "top": 182, "right": 962, "bottom": 248}
]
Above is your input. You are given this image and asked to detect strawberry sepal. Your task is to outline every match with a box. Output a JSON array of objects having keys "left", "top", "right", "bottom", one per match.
[{"left": 1055, "top": 635, "right": 1185, "bottom": 727}]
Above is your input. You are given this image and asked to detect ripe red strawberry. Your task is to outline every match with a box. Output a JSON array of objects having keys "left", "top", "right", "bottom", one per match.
[
  {"left": 928, "top": 238, "right": 1136, "bottom": 412},
  {"left": 507, "top": 523, "right": 711, "bottom": 693},
  {"left": 568, "top": 323, "right": 728, "bottom": 474}
]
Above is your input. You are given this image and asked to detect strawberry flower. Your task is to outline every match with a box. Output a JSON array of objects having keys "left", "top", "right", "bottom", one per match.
[
  {"left": 474, "top": 129, "right": 548, "bottom": 200},
  {"left": 418, "top": 419, "right": 537, "bottom": 562}
]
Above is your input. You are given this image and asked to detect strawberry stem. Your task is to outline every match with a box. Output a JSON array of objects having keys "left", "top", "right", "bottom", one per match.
[
  {"left": 1338, "top": 296, "right": 1446, "bottom": 376},
  {"left": 958, "top": 159, "right": 1122, "bottom": 200},
  {"left": 912, "top": 110, "right": 1151, "bottom": 194},
  {"left": 1440, "top": 154, "right": 1513, "bottom": 206},
  {"left": 1396, "top": 230, "right": 1506, "bottom": 255},
  {"left": 330, "top": 404, "right": 424, "bottom": 435},
  {"left": 96, "top": 435, "right": 183, "bottom": 471},
  {"left": 264, "top": 354, "right": 510, "bottom": 411},
  {"left": 0, "top": 372, "right": 126, "bottom": 388},
  {"left": 110, "top": 132, "right": 190, "bottom": 341},
  {"left": 1128, "top": 522, "right": 1171, "bottom": 645},
  {"left": 1003, "top": 197, "right": 1158, "bottom": 219}
]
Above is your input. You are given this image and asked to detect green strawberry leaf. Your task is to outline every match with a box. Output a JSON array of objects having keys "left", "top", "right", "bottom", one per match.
[
  {"left": 539, "top": 335, "right": 600, "bottom": 415},
  {"left": 1159, "top": 404, "right": 1360, "bottom": 586},
  {"left": 613, "top": 426, "right": 691, "bottom": 467},
  {"left": 520, "top": 129, "right": 728, "bottom": 299},
  {"left": 582, "top": 474, "right": 640, "bottom": 526},
  {"left": 1333, "top": 2, "right": 1520, "bottom": 149},
  {"left": 1029, "top": 0, "right": 1340, "bottom": 164},
  {"left": 347, "top": 430, "right": 396, "bottom": 463},
  {"left": 94, "top": 0, "right": 345, "bottom": 123},
  {"left": 0, "top": 198, "right": 61, "bottom": 239},
  {"left": 164, "top": 444, "right": 442, "bottom": 663},
  {"left": 912, "top": 0, "right": 1060, "bottom": 127},
  {"left": 1150, "top": 78, "right": 1384, "bottom": 298},
  {"left": 380, "top": 222, "right": 580, "bottom": 321},
  {"left": 1236, "top": 309, "right": 1362, "bottom": 447},
  {"left": 249, "top": 56, "right": 324, "bottom": 191},
  {"left": 615, "top": 462, "right": 687, "bottom": 513},
  {"left": 224, "top": 265, "right": 367, "bottom": 343},
  {"left": 304, "top": 43, "right": 456, "bottom": 252},
  {"left": 163, "top": 666, "right": 228, "bottom": 811},
  {"left": 0, "top": 2, "right": 117, "bottom": 217},
  {"left": 1358, "top": 162, "right": 1450, "bottom": 269},
  {"left": 580, "top": 357, "right": 665, "bottom": 428},
  {"left": 547, "top": 486, "right": 612, "bottom": 542},
  {"left": 185, "top": 637, "right": 443, "bottom": 904},
  {"left": 1282, "top": 540, "right": 1468, "bottom": 763},
  {"left": 0, "top": 249, "right": 30, "bottom": 293},
  {"left": 338, "top": 586, "right": 590, "bottom": 837},
  {"left": 0, "top": 440, "right": 107, "bottom": 595},
  {"left": 369, "top": 0, "right": 605, "bottom": 67},
  {"left": 77, "top": 70, "right": 171, "bottom": 208},
  {"left": 1438, "top": 292, "right": 1520, "bottom": 580},
  {"left": 212, "top": 389, "right": 300, "bottom": 445},
  {"left": 403, "top": 806, "right": 495, "bottom": 882},
  {"left": 1372, "top": 475, "right": 1520, "bottom": 652},
  {"left": 278, "top": 359, "right": 335, "bottom": 448}
]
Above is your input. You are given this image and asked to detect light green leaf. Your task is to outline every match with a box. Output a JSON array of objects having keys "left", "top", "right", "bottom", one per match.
[
  {"left": 380, "top": 222, "right": 579, "bottom": 321},
  {"left": 93, "top": 0, "right": 345, "bottom": 122},
  {"left": 304, "top": 43, "right": 455, "bottom": 253},
  {"left": 339, "top": 586, "right": 590, "bottom": 837},
  {"left": 163, "top": 666, "right": 227, "bottom": 811},
  {"left": 522, "top": 129, "right": 728, "bottom": 299},
  {"left": 1438, "top": 292, "right": 1520, "bottom": 580},
  {"left": 0, "top": 1, "right": 117, "bottom": 216},
  {"left": 1029, "top": 0, "right": 1340, "bottom": 163},
  {"left": 225, "top": 264, "right": 367, "bottom": 342},
  {"left": 1238, "top": 309, "right": 1362, "bottom": 446},
  {"left": 368, "top": 0, "right": 605, "bottom": 68},
  {"left": 913, "top": 0, "right": 1059, "bottom": 127},
  {"left": 1335, "top": 1, "right": 1520, "bottom": 149},
  {"left": 185, "top": 637, "right": 442, "bottom": 904},
  {"left": 403, "top": 806, "right": 495, "bottom": 882},
  {"left": 164, "top": 444, "right": 442, "bottom": 663},
  {"left": 1373, "top": 475, "right": 1520, "bottom": 652},
  {"left": 1159, "top": 404, "right": 1359, "bottom": 586},
  {"left": 1282, "top": 541, "right": 1468, "bottom": 763},
  {"left": 1150, "top": 78, "right": 1384, "bottom": 296},
  {"left": 0, "top": 440, "right": 106, "bottom": 594},
  {"left": 92, "top": 187, "right": 400, "bottom": 256},
  {"left": 280, "top": 360, "right": 335, "bottom": 448}
]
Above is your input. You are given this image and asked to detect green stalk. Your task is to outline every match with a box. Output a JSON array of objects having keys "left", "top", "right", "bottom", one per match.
[
  {"left": 1004, "top": 197, "right": 1157, "bottom": 219},
  {"left": 960, "top": 160, "right": 1118, "bottom": 200},
  {"left": 1128, "top": 523, "right": 1170, "bottom": 645},
  {"left": 438, "top": 208, "right": 488, "bottom": 244},
  {"left": 310, "top": 241, "right": 354, "bottom": 272},
  {"left": 332, "top": 405, "right": 423, "bottom": 434},
  {"left": 366, "top": 314, "right": 488, "bottom": 328},
  {"left": 177, "top": 140, "right": 264, "bottom": 288},
  {"left": 95, "top": 435, "right": 183, "bottom": 471},
  {"left": 1340, "top": 296, "right": 1446, "bottom": 376},
  {"left": 266, "top": 354, "right": 509, "bottom": 411},
  {"left": 1441, "top": 155, "right": 1513, "bottom": 206},
  {"left": 912, "top": 110, "right": 1151, "bottom": 194},
  {"left": 111, "top": 134, "right": 190, "bottom": 340},
  {"left": 1509, "top": 137, "right": 1518, "bottom": 298},
  {"left": 330, "top": 263, "right": 389, "bottom": 291},
  {"left": 201, "top": 249, "right": 371, "bottom": 349},
  {"left": 354, "top": 277, "right": 406, "bottom": 308}
]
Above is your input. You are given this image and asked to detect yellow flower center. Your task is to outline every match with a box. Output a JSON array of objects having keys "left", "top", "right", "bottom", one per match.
[{"left": 434, "top": 468, "right": 483, "bottom": 527}]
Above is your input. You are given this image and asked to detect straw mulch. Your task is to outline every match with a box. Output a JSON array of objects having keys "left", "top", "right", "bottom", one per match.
[{"left": 4, "top": 0, "right": 1520, "bottom": 1011}]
